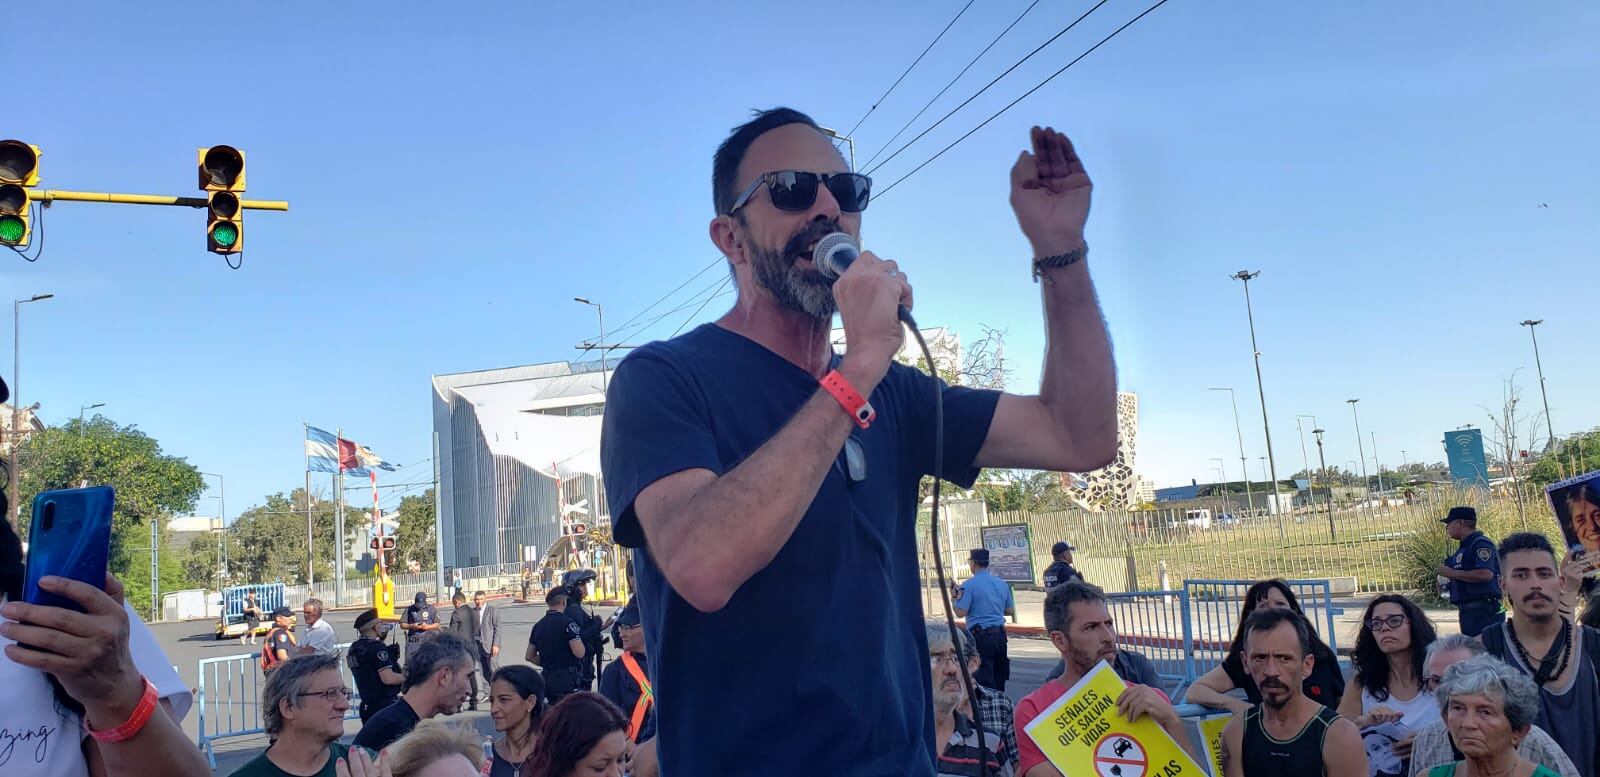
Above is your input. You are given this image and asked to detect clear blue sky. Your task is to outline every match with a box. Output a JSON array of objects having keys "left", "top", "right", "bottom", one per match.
[{"left": 7, "top": 1, "right": 1597, "bottom": 519}]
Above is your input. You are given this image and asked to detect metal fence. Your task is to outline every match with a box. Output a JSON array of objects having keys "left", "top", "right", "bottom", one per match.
[
  {"left": 195, "top": 643, "right": 365, "bottom": 768},
  {"left": 992, "top": 492, "right": 1550, "bottom": 593},
  {"left": 1106, "top": 590, "right": 1195, "bottom": 695},
  {"left": 1183, "top": 579, "right": 1342, "bottom": 675}
]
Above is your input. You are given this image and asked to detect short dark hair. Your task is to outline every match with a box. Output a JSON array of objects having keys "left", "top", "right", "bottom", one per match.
[
  {"left": 1498, "top": 532, "right": 1556, "bottom": 562},
  {"left": 545, "top": 587, "right": 568, "bottom": 607},
  {"left": 712, "top": 107, "right": 823, "bottom": 215},
  {"left": 1044, "top": 581, "right": 1107, "bottom": 634},
  {"left": 1242, "top": 607, "right": 1312, "bottom": 658},
  {"left": 404, "top": 633, "right": 474, "bottom": 692},
  {"left": 473, "top": 590, "right": 486, "bottom": 597},
  {"left": 264, "top": 653, "right": 343, "bottom": 736}
]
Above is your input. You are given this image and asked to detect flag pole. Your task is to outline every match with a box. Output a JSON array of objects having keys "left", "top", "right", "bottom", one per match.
[
  {"left": 305, "top": 422, "right": 314, "bottom": 588},
  {"left": 334, "top": 427, "right": 346, "bottom": 608}
]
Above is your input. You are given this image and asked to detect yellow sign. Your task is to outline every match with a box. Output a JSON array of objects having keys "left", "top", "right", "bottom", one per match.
[
  {"left": 1194, "top": 714, "right": 1233, "bottom": 777},
  {"left": 1023, "top": 663, "right": 1207, "bottom": 777}
]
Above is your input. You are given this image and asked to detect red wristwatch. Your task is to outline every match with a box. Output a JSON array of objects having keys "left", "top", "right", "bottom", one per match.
[
  {"left": 821, "top": 370, "right": 875, "bottom": 429},
  {"left": 84, "top": 677, "right": 159, "bottom": 743}
]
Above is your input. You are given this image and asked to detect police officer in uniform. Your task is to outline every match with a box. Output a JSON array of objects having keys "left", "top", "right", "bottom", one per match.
[
  {"left": 563, "top": 570, "right": 608, "bottom": 690},
  {"left": 1436, "top": 506, "right": 1503, "bottom": 637},
  {"left": 347, "top": 608, "right": 404, "bottom": 722},
  {"left": 529, "top": 586, "right": 587, "bottom": 706},
  {"left": 954, "top": 548, "right": 1016, "bottom": 691},
  {"left": 1041, "top": 540, "right": 1084, "bottom": 589}
]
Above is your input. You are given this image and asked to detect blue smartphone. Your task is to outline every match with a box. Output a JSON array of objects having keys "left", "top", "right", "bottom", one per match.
[{"left": 22, "top": 486, "right": 115, "bottom": 611}]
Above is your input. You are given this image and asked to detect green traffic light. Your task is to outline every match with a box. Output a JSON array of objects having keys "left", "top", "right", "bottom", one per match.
[
  {"left": 0, "top": 215, "right": 24, "bottom": 244},
  {"left": 210, "top": 222, "right": 239, "bottom": 248}
]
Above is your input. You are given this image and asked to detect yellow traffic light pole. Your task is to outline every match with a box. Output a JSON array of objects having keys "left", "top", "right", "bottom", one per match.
[{"left": 23, "top": 188, "right": 288, "bottom": 211}]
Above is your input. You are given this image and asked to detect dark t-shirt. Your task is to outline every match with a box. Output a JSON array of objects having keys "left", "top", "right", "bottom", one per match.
[
  {"left": 1223, "top": 646, "right": 1345, "bottom": 709},
  {"left": 600, "top": 324, "right": 1000, "bottom": 776},
  {"left": 351, "top": 698, "right": 421, "bottom": 752},
  {"left": 230, "top": 743, "right": 365, "bottom": 777},
  {"left": 599, "top": 651, "right": 656, "bottom": 742},
  {"left": 346, "top": 636, "right": 401, "bottom": 711},
  {"left": 530, "top": 612, "right": 583, "bottom": 670}
]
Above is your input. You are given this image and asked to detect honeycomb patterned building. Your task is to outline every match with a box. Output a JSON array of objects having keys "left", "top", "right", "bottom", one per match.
[{"left": 1059, "top": 391, "right": 1140, "bottom": 511}]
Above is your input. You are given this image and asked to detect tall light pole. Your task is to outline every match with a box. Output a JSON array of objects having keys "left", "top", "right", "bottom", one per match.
[
  {"left": 201, "top": 472, "right": 226, "bottom": 590},
  {"left": 1371, "top": 432, "right": 1385, "bottom": 494},
  {"left": 1230, "top": 270, "right": 1284, "bottom": 515},
  {"left": 1520, "top": 320, "right": 1555, "bottom": 456},
  {"left": 1313, "top": 428, "right": 1334, "bottom": 539},
  {"left": 78, "top": 402, "right": 105, "bottom": 437},
  {"left": 1210, "top": 457, "right": 1229, "bottom": 512},
  {"left": 1294, "top": 415, "right": 1317, "bottom": 505},
  {"left": 11, "top": 293, "right": 53, "bottom": 524},
  {"left": 574, "top": 297, "right": 609, "bottom": 395},
  {"left": 1208, "top": 387, "right": 1254, "bottom": 512},
  {"left": 1347, "top": 399, "right": 1370, "bottom": 500}
]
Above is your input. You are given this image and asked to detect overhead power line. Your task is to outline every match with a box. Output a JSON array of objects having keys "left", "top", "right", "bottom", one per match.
[
  {"left": 876, "top": 0, "right": 1174, "bottom": 199},
  {"left": 860, "top": 0, "right": 1045, "bottom": 172},
  {"left": 865, "top": 0, "right": 1113, "bottom": 178},
  {"left": 844, "top": 0, "right": 981, "bottom": 140}
]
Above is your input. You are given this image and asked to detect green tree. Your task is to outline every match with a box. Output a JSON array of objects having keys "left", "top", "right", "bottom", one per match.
[
  {"left": 392, "top": 490, "right": 437, "bottom": 571},
  {"left": 16, "top": 416, "right": 205, "bottom": 615}
]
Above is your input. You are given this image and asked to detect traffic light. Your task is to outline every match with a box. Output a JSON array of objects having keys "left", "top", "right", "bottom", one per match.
[
  {"left": 198, "top": 145, "right": 245, "bottom": 254},
  {"left": 369, "top": 536, "right": 396, "bottom": 551},
  {"left": 0, "top": 139, "right": 40, "bottom": 247}
]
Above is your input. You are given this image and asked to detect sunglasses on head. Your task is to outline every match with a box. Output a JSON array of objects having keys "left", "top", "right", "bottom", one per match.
[{"left": 728, "top": 170, "right": 872, "bottom": 215}]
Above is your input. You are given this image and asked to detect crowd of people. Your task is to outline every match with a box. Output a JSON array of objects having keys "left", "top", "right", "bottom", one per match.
[{"left": 912, "top": 517, "right": 1597, "bottom": 777}]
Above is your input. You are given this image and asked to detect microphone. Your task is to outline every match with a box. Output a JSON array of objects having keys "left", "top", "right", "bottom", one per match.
[{"left": 812, "top": 232, "right": 915, "bottom": 325}]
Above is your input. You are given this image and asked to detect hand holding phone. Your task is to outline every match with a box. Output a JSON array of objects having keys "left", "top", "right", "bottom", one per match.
[{"left": 21, "top": 486, "right": 114, "bottom": 610}]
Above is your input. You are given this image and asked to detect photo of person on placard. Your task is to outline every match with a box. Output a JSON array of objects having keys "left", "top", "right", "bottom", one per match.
[{"left": 1546, "top": 470, "right": 1600, "bottom": 578}]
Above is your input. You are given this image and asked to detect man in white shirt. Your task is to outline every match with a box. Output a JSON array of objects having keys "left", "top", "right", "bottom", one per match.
[{"left": 298, "top": 598, "right": 338, "bottom": 655}]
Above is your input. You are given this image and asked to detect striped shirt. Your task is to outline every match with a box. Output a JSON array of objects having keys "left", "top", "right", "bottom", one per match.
[
  {"left": 937, "top": 711, "right": 1013, "bottom": 777},
  {"left": 973, "top": 683, "right": 1020, "bottom": 769}
]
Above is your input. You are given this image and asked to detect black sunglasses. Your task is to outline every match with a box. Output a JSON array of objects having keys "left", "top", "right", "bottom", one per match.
[{"left": 728, "top": 170, "right": 871, "bottom": 215}]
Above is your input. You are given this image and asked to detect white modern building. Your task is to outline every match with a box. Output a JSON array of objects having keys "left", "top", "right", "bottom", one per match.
[
  {"left": 432, "top": 360, "right": 611, "bottom": 571},
  {"left": 1059, "top": 391, "right": 1141, "bottom": 511}
]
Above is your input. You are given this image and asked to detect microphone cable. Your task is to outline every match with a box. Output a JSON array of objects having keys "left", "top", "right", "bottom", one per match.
[{"left": 904, "top": 314, "right": 990, "bottom": 777}]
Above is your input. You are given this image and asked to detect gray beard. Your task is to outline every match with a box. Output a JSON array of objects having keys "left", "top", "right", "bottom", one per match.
[{"left": 749, "top": 239, "right": 836, "bottom": 320}]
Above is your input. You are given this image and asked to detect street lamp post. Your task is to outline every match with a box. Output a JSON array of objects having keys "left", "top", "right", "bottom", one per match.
[
  {"left": 201, "top": 472, "right": 225, "bottom": 590},
  {"left": 78, "top": 402, "right": 105, "bottom": 437},
  {"left": 1313, "top": 428, "right": 1334, "bottom": 539},
  {"left": 1208, "top": 387, "right": 1255, "bottom": 512},
  {"left": 1230, "top": 270, "right": 1284, "bottom": 518},
  {"left": 1210, "top": 457, "right": 1229, "bottom": 513},
  {"left": 1520, "top": 320, "right": 1556, "bottom": 462},
  {"left": 1295, "top": 415, "right": 1317, "bottom": 509},
  {"left": 1347, "top": 399, "right": 1371, "bottom": 501},
  {"left": 10, "top": 293, "right": 53, "bottom": 524},
  {"left": 574, "top": 298, "right": 609, "bottom": 395},
  {"left": 1371, "top": 432, "right": 1385, "bottom": 494}
]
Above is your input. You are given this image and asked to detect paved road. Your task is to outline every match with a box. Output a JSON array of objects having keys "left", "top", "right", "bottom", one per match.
[{"left": 150, "top": 601, "right": 1081, "bottom": 774}]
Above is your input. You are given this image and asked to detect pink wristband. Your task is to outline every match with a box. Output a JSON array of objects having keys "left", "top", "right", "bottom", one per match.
[{"left": 84, "top": 677, "right": 159, "bottom": 743}]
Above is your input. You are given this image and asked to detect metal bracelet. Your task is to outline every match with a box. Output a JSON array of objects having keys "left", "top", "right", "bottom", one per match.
[{"left": 1032, "top": 243, "right": 1088, "bottom": 283}]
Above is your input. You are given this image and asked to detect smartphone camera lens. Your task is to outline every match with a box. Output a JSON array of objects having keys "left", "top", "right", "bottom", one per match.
[{"left": 40, "top": 501, "right": 55, "bottom": 532}]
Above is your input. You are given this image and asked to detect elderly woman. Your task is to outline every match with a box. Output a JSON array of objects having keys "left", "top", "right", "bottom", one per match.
[{"left": 1424, "top": 655, "right": 1558, "bottom": 777}]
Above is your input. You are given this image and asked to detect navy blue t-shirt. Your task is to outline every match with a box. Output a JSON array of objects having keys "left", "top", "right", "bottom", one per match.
[{"left": 601, "top": 323, "right": 1000, "bottom": 776}]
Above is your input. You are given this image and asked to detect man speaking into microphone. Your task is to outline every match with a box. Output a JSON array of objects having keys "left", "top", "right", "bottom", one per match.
[{"left": 600, "top": 107, "right": 1116, "bottom": 775}]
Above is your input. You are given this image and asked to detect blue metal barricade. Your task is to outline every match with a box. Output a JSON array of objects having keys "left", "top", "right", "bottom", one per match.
[
  {"left": 196, "top": 642, "right": 363, "bottom": 768},
  {"left": 1106, "top": 590, "right": 1195, "bottom": 697},
  {"left": 1182, "top": 578, "right": 1343, "bottom": 676}
]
